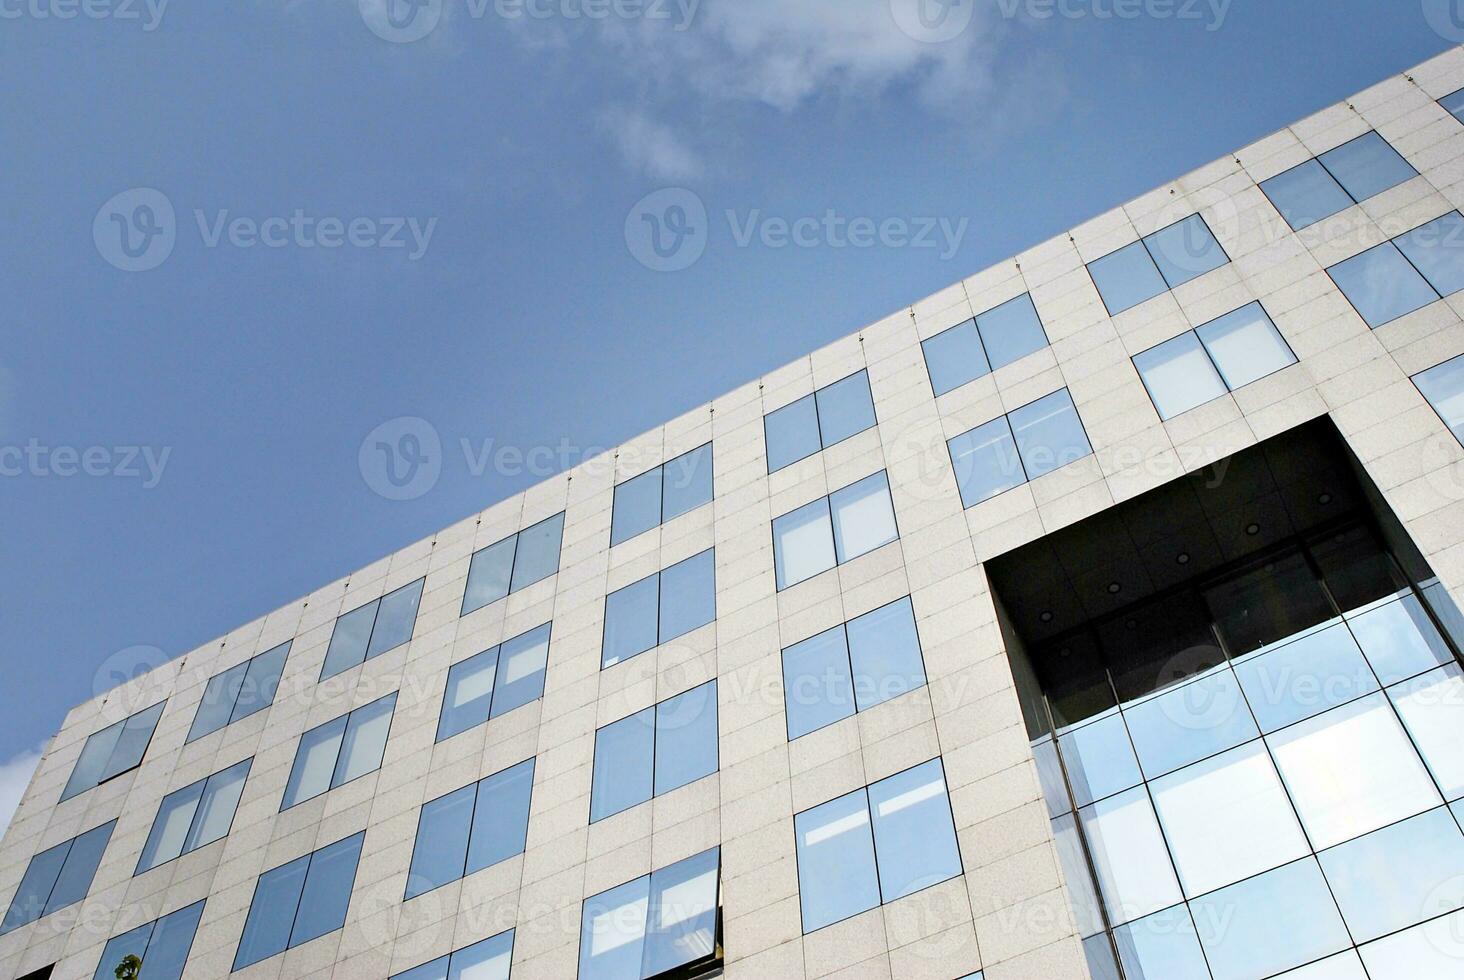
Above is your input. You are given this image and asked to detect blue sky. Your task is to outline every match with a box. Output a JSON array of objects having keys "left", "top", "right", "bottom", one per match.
[{"left": 0, "top": 0, "right": 1453, "bottom": 828}]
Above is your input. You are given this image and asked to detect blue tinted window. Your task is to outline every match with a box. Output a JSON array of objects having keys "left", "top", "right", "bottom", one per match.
[
  {"left": 1415, "top": 354, "right": 1464, "bottom": 446},
  {"left": 1, "top": 821, "right": 115, "bottom": 934},
  {"left": 1145, "top": 214, "right": 1229, "bottom": 289},
  {"left": 467, "top": 759, "right": 534, "bottom": 875},
  {"left": 765, "top": 394, "right": 822, "bottom": 472},
  {"left": 189, "top": 660, "right": 249, "bottom": 743},
  {"left": 1114, "top": 905, "right": 1210, "bottom": 980},
  {"left": 1394, "top": 211, "right": 1464, "bottom": 298},
  {"left": 462, "top": 513, "right": 566, "bottom": 616},
  {"left": 92, "top": 900, "right": 205, "bottom": 980},
  {"left": 1194, "top": 302, "right": 1296, "bottom": 391},
  {"left": 321, "top": 578, "right": 424, "bottom": 679},
  {"left": 658, "top": 549, "right": 716, "bottom": 643},
  {"left": 1123, "top": 669, "right": 1258, "bottom": 778},
  {"left": 438, "top": 646, "right": 498, "bottom": 742},
  {"left": 815, "top": 371, "right": 877, "bottom": 448},
  {"left": 509, "top": 513, "right": 565, "bottom": 593},
  {"left": 282, "top": 714, "right": 346, "bottom": 809},
  {"left": 603, "top": 574, "right": 660, "bottom": 668},
  {"left": 232, "top": 642, "right": 289, "bottom": 726},
  {"left": 61, "top": 702, "right": 165, "bottom": 801},
  {"left": 612, "top": 468, "right": 662, "bottom": 546},
  {"left": 654, "top": 681, "right": 718, "bottom": 796},
  {"left": 490, "top": 623, "right": 551, "bottom": 719},
  {"left": 591, "top": 707, "right": 655, "bottom": 822},
  {"left": 922, "top": 320, "right": 989, "bottom": 397},
  {"left": 1133, "top": 331, "right": 1227, "bottom": 421},
  {"left": 1319, "top": 131, "right": 1417, "bottom": 203},
  {"left": 405, "top": 759, "right": 534, "bottom": 898},
  {"left": 782, "top": 626, "right": 856, "bottom": 740},
  {"left": 795, "top": 788, "right": 881, "bottom": 932},
  {"left": 282, "top": 693, "right": 396, "bottom": 809},
  {"left": 829, "top": 471, "right": 897, "bottom": 565},
  {"left": 462, "top": 536, "right": 516, "bottom": 615},
  {"left": 846, "top": 597, "right": 925, "bottom": 712},
  {"left": 579, "top": 873, "right": 650, "bottom": 980},
  {"left": 1009, "top": 389, "right": 1091, "bottom": 481},
  {"left": 1443, "top": 88, "right": 1464, "bottom": 121},
  {"left": 1089, "top": 240, "right": 1168, "bottom": 315},
  {"left": 137, "top": 758, "right": 251, "bottom": 872},
  {"left": 773, "top": 496, "right": 835, "bottom": 590},
  {"left": 1328, "top": 242, "right": 1439, "bottom": 327},
  {"left": 662, "top": 443, "right": 713, "bottom": 525},
  {"left": 948, "top": 416, "right": 1024, "bottom": 507},
  {"left": 321, "top": 601, "right": 376, "bottom": 679},
  {"left": 1320, "top": 806, "right": 1464, "bottom": 943},
  {"left": 978, "top": 293, "right": 1048, "bottom": 369},
  {"left": 406, "top": 783, "right": 474, "bottom": 899},
  {"left": 1191, "top": 859, "right": 1351, "bottom": 980},
  {"left": 233, "top": 853, "right": 308, "bottom": 970},
  {"left": 1233, "top": 622, "right": 1377, "bottom": 732},
  {"left": 578, "top": 849, "right": 720, "bottom": 980},
  {"left": 866, "top": 759, "right": 962, "bottom": 902},
  {"left": 1059, "top": 713, "right": 1143, "bottom": 807},
  {"left": 367, "top": 578, "right": 424, "bottom": 659},
  {"left": 286, "top": 832, "right": 363, "bottom": 951},
  {"left": 1262, "top": 159, "right": 1354, "bottom": 230},
  {"left": 332, "top": 692, "right": 396, "bottom": 786},
  {"left": 1349, "top": 593, "right": 1455, "bottom": 684},
  {"left": 392, "top": 930, "right": 515, "bottom": 980}
]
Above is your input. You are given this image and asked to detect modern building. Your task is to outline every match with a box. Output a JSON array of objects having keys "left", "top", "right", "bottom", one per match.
[{"left": 7, "top": 43, "right": 1464, "bottom": 980}]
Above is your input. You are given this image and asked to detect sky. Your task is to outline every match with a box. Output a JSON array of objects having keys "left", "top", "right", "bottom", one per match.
[{"left": 0, "top": 0, "right": 1455, "bottom": 834}]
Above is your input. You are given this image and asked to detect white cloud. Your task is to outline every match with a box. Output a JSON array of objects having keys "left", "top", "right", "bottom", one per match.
[
  {"left": 0, "top": 746, "right": 43, "bottom": 842},
  {"left": 598, "top": 107, "right": 706, "bottom": 180}
]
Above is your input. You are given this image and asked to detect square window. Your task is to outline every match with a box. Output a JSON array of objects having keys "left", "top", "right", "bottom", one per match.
[
  {"left": 1078, "top": 786, "right": 1182, "bottom": 926},
  {"left": 1191, "top": 859, "right": 1351, "bottom": 980},
  {"left": 1195, "top": 302, "right": 1296, "bottom": 390},
  {"left": 1123, "top": 668, "right": 1257, "bottom": 779},
  {"left": 2, "top": 822, "right": 116, "bottom": 935},
  {"left": 234, "top": 833, "right": 364, "bottom": 970},
  {"left": 1133, "top": 331, "right": 1227, "bottom": 421},
  {"left": 61, "top": 703, "right": 165, "bottom": 802},
  {"left": 765, "top": 394, "right": 822, "bottom": 473},
  {"left": 1328, "top": 241, "right": 1439, "bottom": 328},
  {"left": 829, "top": 471, "right": 897, "bottom": 564},
  {"left": 948, "top": 416, "right": 1024, "bottom": 507},
  {"left": 922, "top": 320, "right": 989, "bottom": 396},
  {"left": 1395, "top": 211, "right": 1464, "bottom": 298},
  {"left": 1009, "top": 388, "right": 1091, "bottom": 481},
  {"left": 1089, "top": 240, "right": 1168, "bottom": 315},
  {"left": 782, "top": 626, "right": 856, "bottom": 740},
  {"left": 866, "top": 759, "right": 962, "bottom": 902},
  {"left": 1318, "top": 131, "right": 1417, "bottom": 203},
  {"left": 1261, "top": 159, "right": 1355, "bottom": 231},
  {"left": 1059, "top": 712, "right": 1143, "bottom": 808},
  {"left": 815, "top": 371, "right": 877, "bottom": 448},
  {"left": 1145, "top": 214, "right": 1229, "bottom": 289},
  {"left": 773, "top": 497, "right": 835, "bottom": 590},
  {"left": 794, "top": 789, "right": 881, "bottom": 932},
  {"left": 1232, "top": 621, "right": 1377, "bottom": 732},
  {"left": 1415, "top": 353, "right": 1464, "bottom": 445},
  {"left": 1358, "top": 909, "right": 1464, "bottom": 976},
  {"left": 1320, "top": 806, "right": 1464, "bottom": 943},
  {"left": 91, "top": 901, "right": 204, "bottom": 980},
  {"left": 1389, "top": 664, "right": 1464, "bottom": 801},
  {"left": 1114, "top": 905, "right": 1211, "bottom": 980},
  {"left": 977, "top": 293, "right": 1048, "bottom": 370},
  {"left": 1349, "top": 593, "right": 1455, "bottom": 685}
]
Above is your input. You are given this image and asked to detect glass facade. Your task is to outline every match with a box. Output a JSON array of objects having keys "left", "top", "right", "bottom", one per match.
[
  {"left": 611, "top": 443, "right": 713, "bottom": 546},
  {"left": 1261, "top": 131, "right": 1417, "bottom": 230},
  {"left": 765, "top": 370, "right": 877, "bottom": 472},
  {"left": 1088, "top": 214, "right": 1229, "bottom": 315},
  {"left": 1328, "top": 212, "right": 1464, "bottom": 328}
]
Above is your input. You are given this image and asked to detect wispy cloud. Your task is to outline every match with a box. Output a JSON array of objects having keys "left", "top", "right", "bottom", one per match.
[
  {"left": 0, "top": 746, "right": 43, "bottom": 841},
  {"left": 598, "top": 107, "right": 706, "bottom": 180}
]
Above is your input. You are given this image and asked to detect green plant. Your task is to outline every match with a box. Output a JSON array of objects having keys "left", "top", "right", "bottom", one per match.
[{"left": 114, "top": 953, "right": 141, "bottom": 980}]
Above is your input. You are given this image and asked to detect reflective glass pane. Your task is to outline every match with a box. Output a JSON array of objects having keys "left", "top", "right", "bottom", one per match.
[
  {"left": 1320, "top": 806, "right": 1464, "bottom": 943},
  {"left": 643, "top": 848, "right": 719, "bottom": 977},
  {"left": 783, "top": 626, "right": 856, "bottom": 740},
  {"left": 603, "top": 574, "right": 660, "bottom": 668},
  {"left": 1113, "top": 905, "right": 1210, "bottom": 980},
  {"left": 1358, "top": 908, "right": 1464, "bottom": 976},
  {"left": 846, "top": 597, "right": 925, "bottom": 712},
  {"left": 367, "top": 579, "right": 423, "bottom": 659},
  {"left": 101, "top": 701, "right": 165, "bottom": 782},
  {"left": 1058, "top": 712, "right": 1142, "bottom": 807},
  {"left": 765, "top": 394, "right": 822, "bottom": 473},
  {"left": 794, "top": 789, "right": 881, "bottom": 932},
  {"left": 135, "top": 900, "right": 205, "bottom": 980},
  {"left": 283, "top": 716, "right": 344, "bottom": 808},
  {"left": 394, "top": 956, "right": 450, "bottom": 980},
  {"left": 1052, "top": 813, "right": 1105, "bottom": 937},
  {"left": 1395, "top": 212, "right": 1464, "bottom": 298},
  {"left": 1078, "top": 786, "right": 1182, "bottom": 926},
  {"left": 1415, "top": 353, "right": 1464, "bottom": 445},
  {"left": 1084, "top": 935, "right": 1123, "bottom": 980},
  {"left": 867, "top": 759, "right": 962, "bottom": 902},
  {"left": 1269, "top": 693, "right": 1441, "bottom": 849},
  {"left": 438, "top": 646, "right": 499, "bottom": 742},
  {"left": 234, "top": 853, "right": 309, "bottom": 969},
  {"left": 977, "top": 293, "right": 1048, "bottom": 370},
  {"left": 466, "top": 759, "right": 534, "bottom": 875},
  {"left": 1319, "top": 131, "right": 1417, "bottom": 203},
  {"left": 1009, "top": 389, "right": 1090, "bottom": 481},
  {"left": 1191, "top": 859, "right": 1350, "bottom": 980},
  {"left": 1275, "top": 953, "right": 1368, "bottom": 980},
  {"left": 613, "top": 468, "right": 663, "bottom": 547},
  {"left": 1033, "top": 737, "right": 1072, "bottom": 818},
  {"left": 1124, "top": 668, "right": 1258, "bottom": 778},
  {"left": 45, "top": 821, "right": 114, "bottom": 915},
  {"left": 1196, "top": 302, "right": 1296, "bottom": 390},
  {"left": 463, "top": 536, "right": 516, "bottom": 616},
  {"left": 1329, "top": 242, "right": 1439, "bottom": 327},
  {"left": 407, "top": 783, "right": 474, "bottom": 898},
  {"left": 658, "top": 549, "right": 716, "bottom": 643},
  {"left": 67, "top": 721, "right": 126, "bottom": 798},
  {"left": 580, "top": 874, "right": 650, "bottom": 980},
  {"left": 1422, "top": 579, "right": 1464, "bottom": 650},
  {"left": 1261, "top": 159, "right": 1354, "bottom": 230},
  {"left": 948, "top": 416, "right": 1025, "bottom": 507},
  {"left": 233, "top": 641, "right": 289, "bottom": 724},
  {"left": 1205, "top": 551, "right": 1332, "bottom": 655},
  {"left": 1389, "top": 664, "right": 1464, "bottom": 800},
  {"left": 1089, "top": 240, "right": 1168, "bottom": 315},
  {"left": 1443, "top": 87, "right": 1464, "bottom": 121},
  {"left": 94, "top": 922, "right": 154, "bottom": 980},
  {"left": 1150, "top": 741, "right": 1309, "bottom": 897},
  {"left": 188, "top": 662, "right": 246, "bottom": 742},
  {"left": 1146, "top": 214, "right": 1229, "bottom": 288},
  {"left": 654, "top": 682, "right": 718, "bottom": 797},
  {"left": 829, "top": 471, "right": 897, "bottom": 564},
  {"left": 773, "top": 497, "right": 835, "bottom": 590},
  {"left": 662, "top": 444, "right": 713, "bottom": 524},
  {"left": 922, "top": 320, "right": 989, "bottom": 396},
  {"left": 815, "top": 371, "right": 877, "bottom": 448},
  {"left": 448, "top": 930, "right": 513, "bottom": 980},
  {"left": 138, "top": 779, "right": 203, "bottom": 872},
  {"left": 322, "top": 600, "right": 377, "bottom": 679},
  {"left": 490, "top": 623, "right": 550, "bottom": 718},
  {"left": 187, "top": 758, "right": 250, "bottom": 853},
  {"left": 510, "top": 513, "right": 565, "bottom": 592},
  {"left": 291, "top": 832, "right": 364, "bottom": 947},
  {"left": 1, "top": 840, "right": 68, "bottom": 933},
  {"left": 333, "top": 694, "right": 395, "bottom": 787},
  {"left": 1233, "top": 621, "right": 1377, "bottom": 732},
  {"left": 1133, "top": 331, "right": 1227, "bottom": 420},
  {"left": 591, "top": 708, "right": 655, "bottom": 822}
]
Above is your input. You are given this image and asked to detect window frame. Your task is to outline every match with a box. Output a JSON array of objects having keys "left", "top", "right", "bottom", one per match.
[
  {"left": 0, "top": 820, "right": 117, "bottom": 935},
  {"left": 1413, "top": 352, "right": 1464, "bottom": 447},
  {"left": 576, "top": 847, "right": 722, "bottom": 980},
  {"left": 90, "top": 899, "right": 206, "bottom": 980},
  {"left": 589, "top": 680, "right": 719, "bottom": 823},
  {"left": 388, "top": 928, "right": 516, "bottom": 980},
  {"left": 436, "top": 622, "right": 552, "bottom": 742},
  {"left": 461, "top": 513, "right": 567, "bottom": 617},
  {"left": 1326, "top": 211, "right": 1464, "bottom": 329},
  {"left": 610, "top": 442, "right": 714, "bottom": 547},
  {"left": 136, "top": 757, "right": 253, "bottom": 874},
  {"left": 920, "top": 292, "right": 1051, "bottom": 397},
  {"left": 280, "top": 692, "right": 397, "bottom": 811},
  {"left": 764, "top": 369, "right": 878, "bottom": 473},
  {"left": 404, "top": 758, "right": 536, "bottom": 900}
]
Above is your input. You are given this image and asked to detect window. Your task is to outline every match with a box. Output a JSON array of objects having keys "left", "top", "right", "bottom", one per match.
[
  {"left": 611, "top": 443, "right": 713, "bottom": 546},
  {"left": 136, "top": 758, "right": 251, "bottom": 873},
  {"left": 793, "top": 759, "right": 962, "bottom": 932},
  {"left": 1414, "top": 353, "right": 1464, "bottom": 445},
  {"left": 1261, "top": 131, "right": 1417, "bottom": 230},
  {"left": 320, "top": 578, "right": 425, "bottom": 680},
  {"left": 437, "top": 623, "right": 551, "bottom": 741},
  {"left": 1442, "top": 86, "right": 1464, "bottom": 123},
  {"left": 1328, "top": 212, "right": 1464, "bottom": 327},
  {"left": 1, "top": 821, "right": 115, "bottom": 934},
  {"left": 590, "top": 681, "right": 717, "bottom": 822},
  {"left": 60, "top": 701, "right": 166, "bottom": 802},
  {"left": 921, "top": 293, "right": 1050, "bottom": 396},
  {"left": 782, "top": 597, "right": 927, "bottom": 740},
  {"left": 948, "top": 388, "right": 1092, "bottom": 507},
  {"left": 772, "top": 471, "right": 898, "bottom": 590},
  {"left": 764, "top": 370, "right": 877, "bottom": 472},
  {"left": 1190, "top": 859, "right": 1351, "bottom": 980},
  {"left": 462, "top": 513, "right": 567, "bottom": 617},
  {"left": 391, "top": 929, "right": 515, "bottom": 980},
  {"left": 281, "top": 693, "right": 396, "bottom": 810},
  {"left": 405, "top": 759, "right": 534, "bottom": 899},
  {"left": 1133, "top": 303, "right": 1297, "bottom": 419},
  {"left": 602, "top": 549, "right": 715, "bottom": 668},
  {"left": 91, "top": 900, "right": 204, "bottom": 980},
  {"left": 1088, "top": 214, "right": 1229, "bottom": 315},
  {"left": 232, "top": 831, "right": 365, "bottom": 971},
  {"left": 578, "top": 847, "right": 720, "bottom": 980},
  {"left": 187, "top": 641, "right": 290, "bottom": 742}
]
